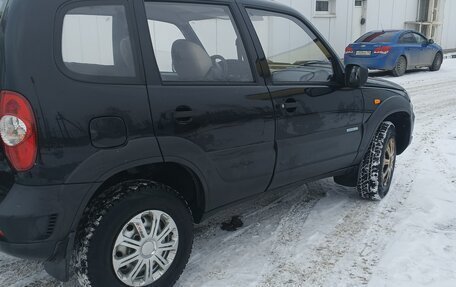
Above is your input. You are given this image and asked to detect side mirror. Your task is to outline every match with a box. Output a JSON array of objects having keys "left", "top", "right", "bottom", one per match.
[
  {"left": 345, "top": 64, "right": 368, "bottom": 88},
  {"left": 428, "top": 39, "right": 435, "bottom": 44}
]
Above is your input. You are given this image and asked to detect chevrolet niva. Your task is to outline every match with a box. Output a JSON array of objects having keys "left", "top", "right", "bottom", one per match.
[{"left": 0, "top": 0, "right": 414, "bottom": 286}]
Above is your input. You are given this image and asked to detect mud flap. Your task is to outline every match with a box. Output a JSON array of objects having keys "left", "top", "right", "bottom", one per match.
[
  {"left": 334, "top": 166, "right": 359, "bottom": 187},
  {"left": 44, "top": 232, "right": 75, "bottom": 282}
]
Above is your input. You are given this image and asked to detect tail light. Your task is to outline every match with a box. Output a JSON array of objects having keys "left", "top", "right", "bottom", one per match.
[
  {"left": 374, "top": 46, "right": 392, "bottom": 54},
  {"left": 0, "top": 91, "right": 37, "bottom": 171},
  {"left": 345, "top": 46, "right": 354, "bottom": 54}
]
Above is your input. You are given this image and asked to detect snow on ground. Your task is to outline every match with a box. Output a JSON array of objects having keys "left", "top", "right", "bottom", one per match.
[{"left": 1, "top": 59, "right": 456, "bottom": 287}]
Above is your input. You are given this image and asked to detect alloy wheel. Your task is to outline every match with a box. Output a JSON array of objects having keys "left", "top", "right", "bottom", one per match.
[{"left": 382, "top": 138, "right": 396, "bottom": 187}]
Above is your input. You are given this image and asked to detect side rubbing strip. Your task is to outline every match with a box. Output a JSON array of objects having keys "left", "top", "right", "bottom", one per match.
[{"left": 346, "top": 127, "right": 359, "bottom": 133}]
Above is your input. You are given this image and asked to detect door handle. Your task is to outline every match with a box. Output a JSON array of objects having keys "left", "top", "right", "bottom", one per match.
[
  {"left": 281, "top": 98, "right": 298, "bottom": 113},
  {"left": 174, "top": 106, "right": 193, "bottom": 124}
]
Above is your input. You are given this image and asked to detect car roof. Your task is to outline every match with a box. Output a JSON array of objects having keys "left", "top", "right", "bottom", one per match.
[
  {"left": 140, "top": 0, "right": 302, "bottom": 23},
  {"left": 356, "top": 29, "right": 426, "bottom": 43},
  {"left": 366, "top": 29, "right": 413, "bottom": 34},
  {"left": 236, "top": 0, "right": 301, "bottom": 14}
]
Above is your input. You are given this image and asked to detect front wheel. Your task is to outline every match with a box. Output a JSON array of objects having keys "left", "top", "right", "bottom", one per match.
[
  {"left": 430, "top": 53, "right": 443, "bottom": 71},
  {"left": 357, "top": 122, "right": 397, "bottom": 200},
  {"left": 75, "top": 181, "right": 193, "bottom": 287}
]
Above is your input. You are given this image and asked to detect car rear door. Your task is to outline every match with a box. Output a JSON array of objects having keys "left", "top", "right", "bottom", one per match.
[
  {"left": 136, "top": 0, "right": 276, "bottom": 209},
  {"left": 239, "top": 3, "right": 364, "bottom": 189}
]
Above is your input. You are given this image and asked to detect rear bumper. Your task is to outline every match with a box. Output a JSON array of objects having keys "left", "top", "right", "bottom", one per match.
[
  {"left": 0, "top": 182, "right": 92, "bottom": 260},
  {"left": 344, "top": 54, "right": 397, "bottom": 70},
  {"left": 0, "top": 240, "right": 57, "bottom": 259}
]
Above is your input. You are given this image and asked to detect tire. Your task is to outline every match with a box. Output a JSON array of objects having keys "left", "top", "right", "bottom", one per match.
[
  {"left": 392, "top": 56, "right": 407, "bottom": 77},
  {"left": 74, "top": 180, "right": 193, "bottom": 287},
  {"left": 357, "top": 122, "right": 397, "bottom": 200},
  {"left": 430, "top": 52, "right": 443, "bottom": 71}
]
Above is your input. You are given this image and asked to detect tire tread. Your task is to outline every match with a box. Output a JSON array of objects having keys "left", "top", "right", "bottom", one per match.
[{"left": 357, "top": 122, "right": 395, "bottom": 200}]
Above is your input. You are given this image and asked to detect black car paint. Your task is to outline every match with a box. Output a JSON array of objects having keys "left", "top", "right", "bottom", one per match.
[{"left": 0, "top": 0, "right": 414, "bottom": 282}]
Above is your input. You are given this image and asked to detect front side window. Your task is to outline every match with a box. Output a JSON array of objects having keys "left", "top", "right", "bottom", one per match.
[
  {"left": 413, "top": 33, "right": 428, "bottom": 45},
  {"left": 399, "top": 33, "right": 417, "bottom": 44},
  {"left": 247, "top": 9, "right": 334, "bottom": 83},
  {"left": 0, "top": 0, "right": 8, "bottom": 19},
  {"left": 62, "top": 5, "right": 135, "bottom": 78},
  {"left": 145, "top": 2, "right": 253, "bottom": 83},
  {"left": 148, "top": 21, "right": 185, "bottom": 73}
]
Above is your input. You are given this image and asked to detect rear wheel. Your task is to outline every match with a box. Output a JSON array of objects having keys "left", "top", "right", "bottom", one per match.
[
  {"left": 357, "top": 122, "right": 397, "bottom": 200},
  {"left": 392, "top": 56, "right": 407, "bottom": 77},
  {"left": 75, "top": 180, "right": 193, "bottom": 287},
  {"left": 430, "top": 52, "right": 443, "bottom": 71}
]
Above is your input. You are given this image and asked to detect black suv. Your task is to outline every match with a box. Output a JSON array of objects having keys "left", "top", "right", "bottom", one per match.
[{"left": 0, "top": 0, "right": 414, "bottom": 286}]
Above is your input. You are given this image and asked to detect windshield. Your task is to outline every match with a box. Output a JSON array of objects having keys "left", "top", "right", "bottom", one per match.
[{"left": 356, "top": 31, "right": 397, "bottom": 43}]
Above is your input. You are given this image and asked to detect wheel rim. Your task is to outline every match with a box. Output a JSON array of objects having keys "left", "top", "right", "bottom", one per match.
[
  {"left": 112, "top": 210, "right": 179, "bottom": 286},
  {"left": 382, "top": 138, "right": 396, "bottom": 187}
]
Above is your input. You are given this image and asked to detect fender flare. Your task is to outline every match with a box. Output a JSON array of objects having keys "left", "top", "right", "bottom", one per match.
[{"left": 354, "top": 95, "right": 413, "bottom": 164}]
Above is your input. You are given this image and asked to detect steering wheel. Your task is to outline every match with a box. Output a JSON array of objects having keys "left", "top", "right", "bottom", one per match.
[{"left": 211, "top": 55, "right": 228, "bottom": 80}]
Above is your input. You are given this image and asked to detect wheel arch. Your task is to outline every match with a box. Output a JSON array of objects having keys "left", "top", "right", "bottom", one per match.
[
  {"left": 71, "top": 161, "right": 207, "bottom": 237},
  {"left": 356, "top": 95, "right": 413, "bottom": 163},
  {"left": 50, "top": 158, "right": 208, "bottom": 282},
  {"left": 384, "top": 111, "right": 412, "bottom": 154}
]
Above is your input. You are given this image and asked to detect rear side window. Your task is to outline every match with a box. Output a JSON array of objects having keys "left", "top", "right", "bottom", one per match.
[
  {"left": 61, "top": 5, "right": 136, "bottom": 78},
  {"left": 357, "top": 31, "right": 397, "bottom": 43}
]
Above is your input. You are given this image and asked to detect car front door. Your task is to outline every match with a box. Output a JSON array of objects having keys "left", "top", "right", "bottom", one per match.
[
  {"left": 399, "top": 32, "right": 421, "bottom": 67},
  {"left": 241, "top": 5, "right": 364, "bottom": 189},
  {"left": 413, "top": 33, "right": 435, "bottom": 66},
  {"left": 137, "top": 0, "right": 276, "bottom": 209}
]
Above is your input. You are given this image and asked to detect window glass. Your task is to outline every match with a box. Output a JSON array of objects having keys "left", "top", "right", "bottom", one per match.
[
  {"left": 145, "top": 2, "right": 253, "bottom": 82},
  {"left": 190, "top": 19, "right": 239, "bottom": 61},
  {"left": 413, "top": 33, "right": 428, "bottom": 44},
  {"left": 247, "top": 9, "right": 334, "bottom": 83},
  {"left": 316, "top": 0, "right": 329, "bottom": 12},
  {"left": 357, "top": 31, "right": 397, "bottom": 43},
  {"left": 315, "top": 0, "right": 335, "bottom": 14},
  {"left": 0, "top": 0, "right": 8, "bottom": 19},
  {"left": 399, "top": 33, "right": 417, "bottom": 44},
  {"left": 148, "top": 21, "right": 185, "bottom": 72},
  {"left": 62, "top": 5, "right": 135, "bottom": 77}
]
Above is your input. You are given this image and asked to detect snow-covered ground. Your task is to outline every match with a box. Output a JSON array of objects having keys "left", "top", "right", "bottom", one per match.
[{"left": 1, "top": 59, "right": 456, "bottom": 287}]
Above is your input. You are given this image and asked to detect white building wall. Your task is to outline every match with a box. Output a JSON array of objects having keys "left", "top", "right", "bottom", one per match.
[
  {"left": 364, "top": 0, "right": 418, "bottom": 32},
  {"left": 441, "top": 0, "right": 456, "bottom": 50}
]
